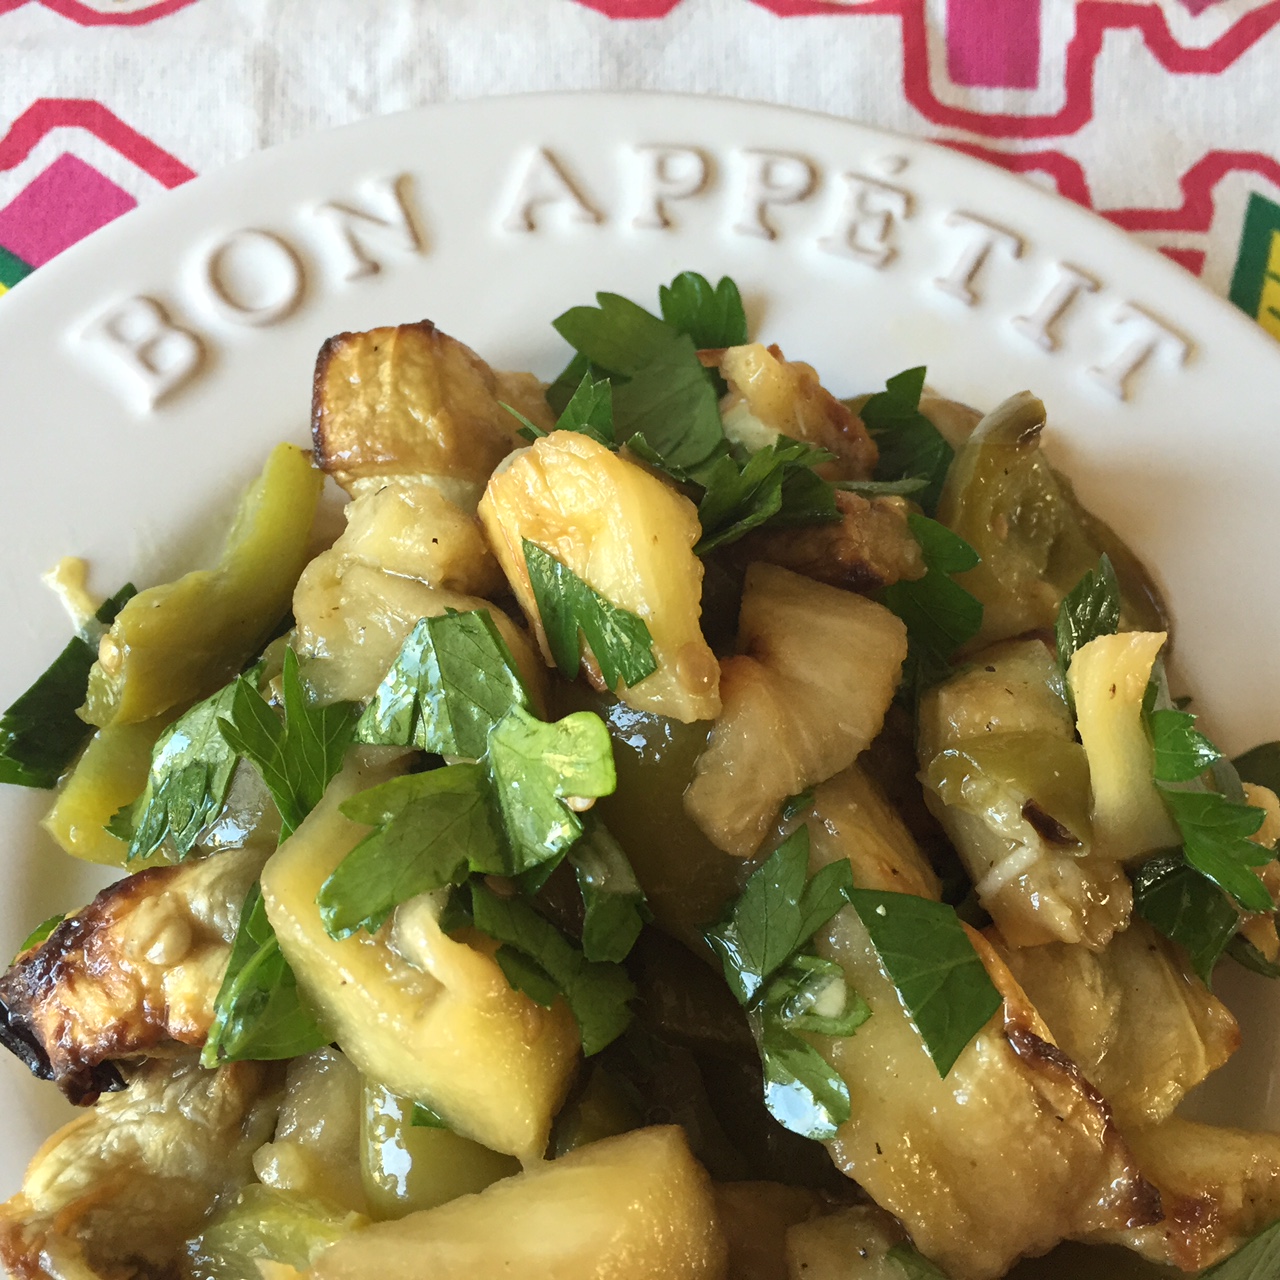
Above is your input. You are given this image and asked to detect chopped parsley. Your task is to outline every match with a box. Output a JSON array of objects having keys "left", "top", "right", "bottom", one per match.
[
  {"left": 612, "top": 331, "right": 726, "bottom": 474},
  {"left": 848, "top": 889, "right": 1003, "bottom": 1077},
  {"left": 705, "top": 828, "right": 863, "bottom": 1140},
  {"left": 14, "top": 914, "right": 66, "bottom": 960},
  {"left": 878, "top": 514, "right": 983, "bottom": 695},
  {"left": 410, "top": 1101, "right": 449, "bottom": 1129},
  {"left": 487, "top": 704, "right": 616, "bottom": 873},
  {"left": 694, "top": 438, "right": 838, "bottom": 555},
  {"left": 553, "top": 291, "right": 676, "bottom": 378},
  {"left": 570, "top": 819, "right": 650, "bottom": 964},
  {"left": 1227, "top": 935, "right": 1280, "bottom": 979},
  {"left": 657, "top": 271, "right": 748, "bottom": 350},
  {"left": 1148, "top": 701, "right": 1224, "bottom": 783},
  {"left": 860, "top": 366, "right": 952, "bottom": 516},
  {"left": 523, "top": 541, "right": 657, "bottom": 692},
  {"left": 111, "top": 676, "right": 244, "bottom": 862},
  {"left": 1048, "top": 591, "right": 1280, "bottom": 980},
  {"left": 202, "top": 881, "right": 329, "bottom": 1067},
  {"left": 218, "top": 648, "right": 358, "bottom": 840},
  {"left": 706, "top": 828, "right": 854, "bottom": 1006},
  {"left": 886, "top": 1242, "right": 950, "bottom": 1280},
  {"left": 1143, "top": 672, "right": 1274, "bottom": 915},
  {"left": 356, "top": 609, "right": 530, "bottom": 760},
  {"left": 1133, "top": 853, "right": 1240, "bottom": 987},
  {"left": 553, "top": 371, "right": 615, "bottom": 446},
  {"left": 1055, "top": 554, "right": 1120, "bottom": 707},
  {"left": 506, "top": 369, "right": 614, "bottom": 446},
  {"left": 316, "top": 608, "right": 640, "bottom": 1052},
  {"left": 1157, "top": 789, "right": 1271, "bottom": 914},
  {"left": 470, "top": 881, "right": 635, "bottom": 1056},
  {"left": 549, "top": 272, "right": 844, "bottom": 552},
  {"left": 316, "top": 765, "right": 504, "bottom": 939}
]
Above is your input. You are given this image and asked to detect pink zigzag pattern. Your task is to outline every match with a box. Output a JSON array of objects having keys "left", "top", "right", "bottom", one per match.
[
  {"left": 942, "top": 142, "right": 1280, "bottom": 234},
  {"left": 574, "top": 0, "right": 1280, "bottom": 140},
  {"left": 942, "top": 140, "right": 1280, "bottom": 275},
  {"left": 0, "top": 98, "right": 196, "bottom": 187},
  {"left": 0, "top": 0, "right": 198, "bottom": 25}
]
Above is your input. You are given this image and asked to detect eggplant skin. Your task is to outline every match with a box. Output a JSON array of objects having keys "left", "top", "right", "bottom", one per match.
[
  {"left": 0, "top": 845, "right": 265, "bottom": 1103},
  {"left": 0, "top": 998, "right": 124, "bottom": 1101}
]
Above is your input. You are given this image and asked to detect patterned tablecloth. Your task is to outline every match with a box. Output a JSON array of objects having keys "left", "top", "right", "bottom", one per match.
[{"left": 0, "top": 0, "right": 1278, "bottom": 337}]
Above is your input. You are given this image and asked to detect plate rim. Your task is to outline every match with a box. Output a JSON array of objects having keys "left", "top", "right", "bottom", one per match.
[{"left": 3, "top": 86, "right": 1280, "bottom": 1199}]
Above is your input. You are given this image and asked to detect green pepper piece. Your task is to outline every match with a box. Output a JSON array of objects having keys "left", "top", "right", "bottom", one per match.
[
  {"left": 927, "top": 732, "right": 1093, "bottom": 852},
  {"left": 937, "top": 393, "right": 1166, "bottom": 649},
  {"left": 360, "top": 1082, "right": 519, "bottom": 1220},
  {"left": 81, "top": 443, "right": 322, "bottom": 728},
  {"left": 42, "top": 717, "right": 170, "bottom": 867},
  {"left": 551, "top": 680, "right": 752, "bottom": 954}
]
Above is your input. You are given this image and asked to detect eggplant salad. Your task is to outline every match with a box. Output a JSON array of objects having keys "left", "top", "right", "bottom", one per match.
[{"left": 3, "top": 272, "right": 1280, "bottom": 1280}]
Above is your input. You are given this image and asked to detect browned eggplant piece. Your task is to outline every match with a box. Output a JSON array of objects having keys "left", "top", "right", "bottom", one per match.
[
  {"left": 717, "top": 344, "right": 878, "bottom": 482},
  {"left": 311, "top": 320, "right": 551, "bottom": 502},
  {"left": 685, "top": 565, "right": 906, "bottom": 859},
  {"left": 1091, "top": 1119, "right": 1280, "bottom": 1271},
  {"left": 997, "top": 920, "right": 1239, "bottom": 1129},
  {"left": 812, "top": 823, "right": 1159, "bottom": 1280},
  {"left": 918, "top": 638, "right": 1132, "bottom": 950},
  {"left": 728, "top": 490, "right": 925, "bottom": 594},
  {"left": 309, "top": 1126, "right": 727, "bottom": 1280},
  {"left": 0, "top": 845, "right": 266, "bottom": 1102}
]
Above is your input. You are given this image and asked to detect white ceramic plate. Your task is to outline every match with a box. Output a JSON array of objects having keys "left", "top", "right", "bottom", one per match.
[{"left": 3, "top": 92, "right": 1280, "bottom": 1195}]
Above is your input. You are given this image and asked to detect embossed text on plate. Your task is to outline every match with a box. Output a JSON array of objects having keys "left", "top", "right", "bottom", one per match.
[
  {"left": 731, "top": 149, "right": 818, "bottom": 240},
  {"left": 498, "top": 148, "right": 604, "bottom": 233},
  {"left": 630, "top": 145, "right": 711, "bottom": 231},
  {"left": 933, "top": 212, "right": 1024, "bottom": 306},
  {"left": 203, "top": 229, "right": 306, "bottom": 327},
  {"left": 312, "top": 174, "right": 426, "bottom": 280},
  {"left": 1012, "top": 263, "right": 1100, "bottom": 352},
  {"left": 67, "top": 142, "right": 1198, "bottom": 414},
  {"left": 78, "top": 296, "right": 206, "bottom": 410},
  {"left": 1088, "top": 303, "right": 1191, "bottom": 400},
  {"left": 817, "top": 170, "right": 913, "bottom": 269}
]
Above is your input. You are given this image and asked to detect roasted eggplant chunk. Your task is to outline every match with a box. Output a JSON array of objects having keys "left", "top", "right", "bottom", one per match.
[
  {"left": 0, "top": 1056, "right": 280, "bottom": 1280},
  {"left": 312, "top": 320, "right": 551, "bottom": 504},
  {"left": 729, "top": 490, "right": 924, "bottom": 594},
  {"left": 0, "top": 845, "right": 266, "bottom": 1101}
]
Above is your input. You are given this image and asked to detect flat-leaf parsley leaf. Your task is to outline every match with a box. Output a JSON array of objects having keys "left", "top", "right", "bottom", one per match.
[
  {"left": 219, "top": 647, "right": 358, "bottom": 840},
  {"left": 356, "top": 610, "right": 529, "bottom": 760},
  {"left": 112, "top": 676, "right": 244, "bottom": 862},
  {"left": 848, "top": 889, "right": 1003, "bottom": 1077},
  {"left": 470, "top": 881, "right": 635, "bottom": 1056},
  {"left": 523, "top": 541, "right": 657, "bottom": 693},
  {"left": 487, "top": 705, "right": 617, "bottom": 873},
  {"left": 202, "top": 881, "right": 328, "bottom": 1067},
  {"left": 657, "top": 272, "right": 748, "bottom": 350},
  {"left": 0, "top": 582, "right": 135, "bottom": 789},
  {"left": 1055, "top": 555, "right": 1120, "bottom": 706},
  {"left": 860, "top": 367, "right": 953, "bottom": 517},
  {"left": 317, "top": 765, "right": 504, "bottom": 939},
  {"left": 878, "top": 514, "right": 983, "bottom": 696}
]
